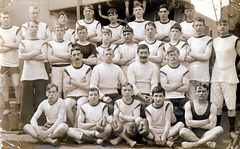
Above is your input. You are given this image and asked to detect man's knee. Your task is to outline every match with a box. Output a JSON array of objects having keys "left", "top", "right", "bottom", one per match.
[
  {"left": 179, "top": 127, "right": 190, "bottom": 137},
  {"left": 23, "top": 124, "right": 32, "bottom": 132},
  {"left": 228, "top": 109, "right": 236, "bottom": 117},
  {"left": 59, "top": 123, "right": 69, "bottom": 132},
  {"left": 215, "top": 126, "right": 224, "bottom": 135},
  {"left": 67, "top": 128, "right": 76, "bottom": 136},
  {"left": 104, "top": 124, "right": 112, "bottom": 134}
]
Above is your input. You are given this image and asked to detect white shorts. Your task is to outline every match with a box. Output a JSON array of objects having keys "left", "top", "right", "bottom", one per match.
[
  {"left": 51, "top": 66, "right": 68, "bottom": 92},
  {"left": 210, "top": 82, "right": 237, "bottom": 110}
]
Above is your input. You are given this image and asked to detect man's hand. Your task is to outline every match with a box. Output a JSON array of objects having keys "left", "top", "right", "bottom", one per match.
[
  {"left": 38, "top": 131, "right": 49, "bottom": 140},
  {"left": 102, "top": 96, "right": 112, "bottom": 103},
  {"left": 161, "top": 135, "right": 167, "bottom": 145}
]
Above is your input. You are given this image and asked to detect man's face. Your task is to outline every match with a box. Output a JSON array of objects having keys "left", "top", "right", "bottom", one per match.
[
  {"left": 28, "top": 22, "right": 39, "bottom": 37},
  {"left": 152, "top": 93, "right": 165, "bottom": 106},
  {"left": 77, "top": 29, "right": 88, "bottom": 41},
  {"left": 123, "top": 32, "right": 133, "bottom": 43},
  {"left": 193, "top": 21, "right": 205, "bottom": 35},
  {"left": 83, "top": 7, "right": 94, "bottom": 19},
  {"left": 55, "top": 27, "right": 65, "bottom": 39},
  {"left": 122, "top": 85, "right": 133, "bottom": 100},
  {"left": 196, "top": 87, "right": 208, "bottom": 101},
  {"left": 58, "top": 14, "right": 69, "bottom": 25},
  {"left": 145, "top": 25, "right": 156, "bottom": 38},
  {"left": 71, "top": 50, "right": 82, "bottom": 65},
  {"left": 102, "top": 32, "right": 112, "bottom": 43},
  {"left": 46, "top": 87, "right": 58, "bottom": 104},
  {"left": 133, "top": 6, "right": 144, "bottom": 18},
  {"left": 28, "top": 8, "right": 39, "bottom": 21},
  {"left": 170, "top": 29, "right": 181, "bottom": 40},
  {"left": 108, "top": 13, "right": 118, "bottom": 23},
  {"left": 158, "top": 8, "right": 169, "bottom": 20},
  {"left": 184, "top": 9, "right": 194, "bottom": 19},
  {"left": 0, "top": 14, "right": 10, "bottom": 27},
  {"left": 168, "top": 50, "right": 179, "bottom": 64},
  {"left": 88, "top": 90, "right": 99, "bottom": 105},
  {"left": 138, "top": 48, "right": 149, "bottom": 64},
  {"left": 217, "top": 22, "right": 229, "bottom": 36},
  {"left": 103, "top": 50, "right": 114, "bottom": 64}
]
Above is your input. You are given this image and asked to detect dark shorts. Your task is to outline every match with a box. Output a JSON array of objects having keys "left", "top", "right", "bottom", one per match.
[
  {"left": 191, "top": 128, "right": 207, "bottom": 138},
  {"left": 41, "top": 122, "right": 53, "bottom": 131},
  {"left": 1, "top": 66, "right": 20, "bottom": 76},
  {"left": 167, "top": 97, "right": 189, "bottom": 110}
]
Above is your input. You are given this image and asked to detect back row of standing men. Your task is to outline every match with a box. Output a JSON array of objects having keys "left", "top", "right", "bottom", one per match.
[{"left": 0, "top": 1, "right": 239, "bottom": 145}]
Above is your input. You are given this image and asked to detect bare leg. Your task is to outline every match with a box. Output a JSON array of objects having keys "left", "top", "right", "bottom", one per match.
[
  {"left": 11, "top": 73, "right": 21, "bottom": 104},
  {"left": 65, "top": 98, "right": 76, "bottom": 126},
  {"left": 75, "top": 97, "right": 88, "bottom": 127},
  {"left": 95, "top": 124, "right": 112, "bottom": 144},
  {"left": 120, "top": 131, "right": 136, "bottom": 147},
  {"left": 49, "top": 123, "right": 69, "bottom": 139},
  {"left": 179, "top": 127, "right": 200, "bottom": 142},
  {"left": 168, "top": 122, "right": 184, "bottom": 137},
  {"left": 2, "top": 75, "right": 11, "bottom": 115}
]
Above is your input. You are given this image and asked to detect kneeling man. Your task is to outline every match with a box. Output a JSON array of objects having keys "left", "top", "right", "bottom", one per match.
[
  {"left": 23, "top": 84, "right": 68, "bottom": 146},
  {"left": 67, "top": 88, "right": 112, "bottom": 144},
  {"left": 180, "top": 83, "right": 224, "bottom": 148}
]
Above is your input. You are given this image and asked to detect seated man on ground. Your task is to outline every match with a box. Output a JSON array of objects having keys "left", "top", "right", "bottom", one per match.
[
  {"left": 179, "top": 83, "right": 224, "bottom": 148},
  {"left": 67, "top": 88, "right": 112, "bottom": 144},
  {"left": 23, "top": 84, "right": 68, "bottom": 146},
  {"left": 110, "top": 83, "right": 149, "bottom": 147},
  {"left": 145, "top": 85, "right": 184, "bottom": 147}
]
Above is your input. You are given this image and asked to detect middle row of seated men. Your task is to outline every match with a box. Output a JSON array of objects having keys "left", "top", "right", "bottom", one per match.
[{"left": 23, "top": 82, "right": 223, "bottom": 148}]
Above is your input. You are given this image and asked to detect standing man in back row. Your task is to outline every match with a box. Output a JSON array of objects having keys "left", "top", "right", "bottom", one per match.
[
  {"left": 211, "top": 19, "right": 240, "bottom": 134},
  {"left": 0, "top": 11, "right": 22, "bottom": 115},
  {"left": 186, "top": 17, "right": 212, "bottom": 101}
]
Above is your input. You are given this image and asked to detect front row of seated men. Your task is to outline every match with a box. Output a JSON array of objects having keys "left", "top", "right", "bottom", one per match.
[{"left": 23, "top": 82, "right": 223, "bottom": 148}]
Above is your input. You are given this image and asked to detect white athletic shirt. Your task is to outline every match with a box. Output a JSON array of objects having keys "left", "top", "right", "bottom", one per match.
[
  {"left": 81, "top": 102, "right": 107, "bottom": 124},
  {"left": 103, "top": 24, "right": 124, "bottom": 41},
  {"left": 76, "top": 19, "right": 102, "bottom": 46},
  {"left": 90, "top": 62, "right": 126, "bottom": 98},
  {"left": 0, "top": 26, "right": 20, "bottom": 67},
  {"left": 48, "top": 40, "right": 71, "bottom": 65},
  {"left": 160, "top": 64, "right": 189, "bottom": 98},
  {"left": 211, "top": 35, "right": 239, "bottom": 84},
  {"left": 64, "top": 64, "right": 91, "bottom": 97},
  {"left": 115, "top": 98, "right": 141, "bottom": 118},
  {"left": 21, "top": 22, "right": 49, "bottom": 40},
  {"left": 154, "top": 20, "right": 177, "bottom": 36},
  {"left": 42, "top": 98, "right": 66, "bottom": 124},
  {"left": 145, "top": 101, "right": 173, "bottom": 134},
  {"left": 20, "top": 39, "right": 48, "bottom": 81},
  {"left": 180, "top": 21, "right": 195, "bottom": 37},
  {"left": 127, "top": 20, "right": 150, "bottom": 41},
  {"left": 52, "top": 28, "right": 75, "bottom": 42},
  {"left": 114, "top": 43, "right": 138, "bottom": 77},
  {"left": 96, "top": 43, "right": 117, "bottom": 63},
  {"left": 187, "top": 35, "right": 212, "bottom": 82},
  {"left": 128, "top": 61, "right": 159, "bottom": 95}
]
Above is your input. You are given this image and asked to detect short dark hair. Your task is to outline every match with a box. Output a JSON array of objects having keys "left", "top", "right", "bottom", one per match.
[
  {"left": 137, "top": 44, "right": 149, "bottom": 53},
  {"left": 167, "top": 46, "right": 179, "bottom": 55},
  {"left": 28, "top": 20, "right": 39, "bottom": 27},
  {"left": 170, "top": 23, "right": 182, "bottom": 32},
  {"left": 46, "top": 83, "right": 58, "bottom": 92},
  {"left": 107, "top": 8, "right": 118, "bottom": 15},
  {"left": 54, "top": 23, "right": 65, "bottom": 29},
  {"left": 217, "top": 18, "right": 228, "bottom": 25},
  {"left": 58, "top": 11, "right": 69, "bottom": 19},
  {"left": 152, "top": 85, "right": 165, "bottom": 96},
  {"left": 123, "top": 26, "right": 134, "bottom": 34},
  {"left": 196, "top": 83, "right": 209, "bottom": 91},
  {"left": 0, "top": 11, "right": 10, "bottom": 16},
  {"left": 103, "top": 48, "right": 114, "bottom": 55},
  {"left": 193, "top": 17, "right": 206, "bottom": 26},
  {"left": 121, "top": 83, "right": 133, "bottom": 90},
  {"left": 77, "top": 25, "right": 87, "bottom": 32},
  {"left": 159, "top": 4, "right": 169, "bottom": 11},
  {"left": 83, "top": 5, "right": 94, "bottom": 11},
  {"left": 70, "top": 43, "right": 82, "bottom": 54},
  {"left": 102, "top": 28, "right": 112, "bottom": 35},
  {"left": 89, "top": 87, "right": 99, "bottom": 94},
  {"left": 184, "top": 3, "right": 195, "bottom": 10},
  {"left": 133, "top": 2, "right": 144, "bottom": 9},
  {"left": 145, "top": 22, "right": 156, "bottom": 29}
]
